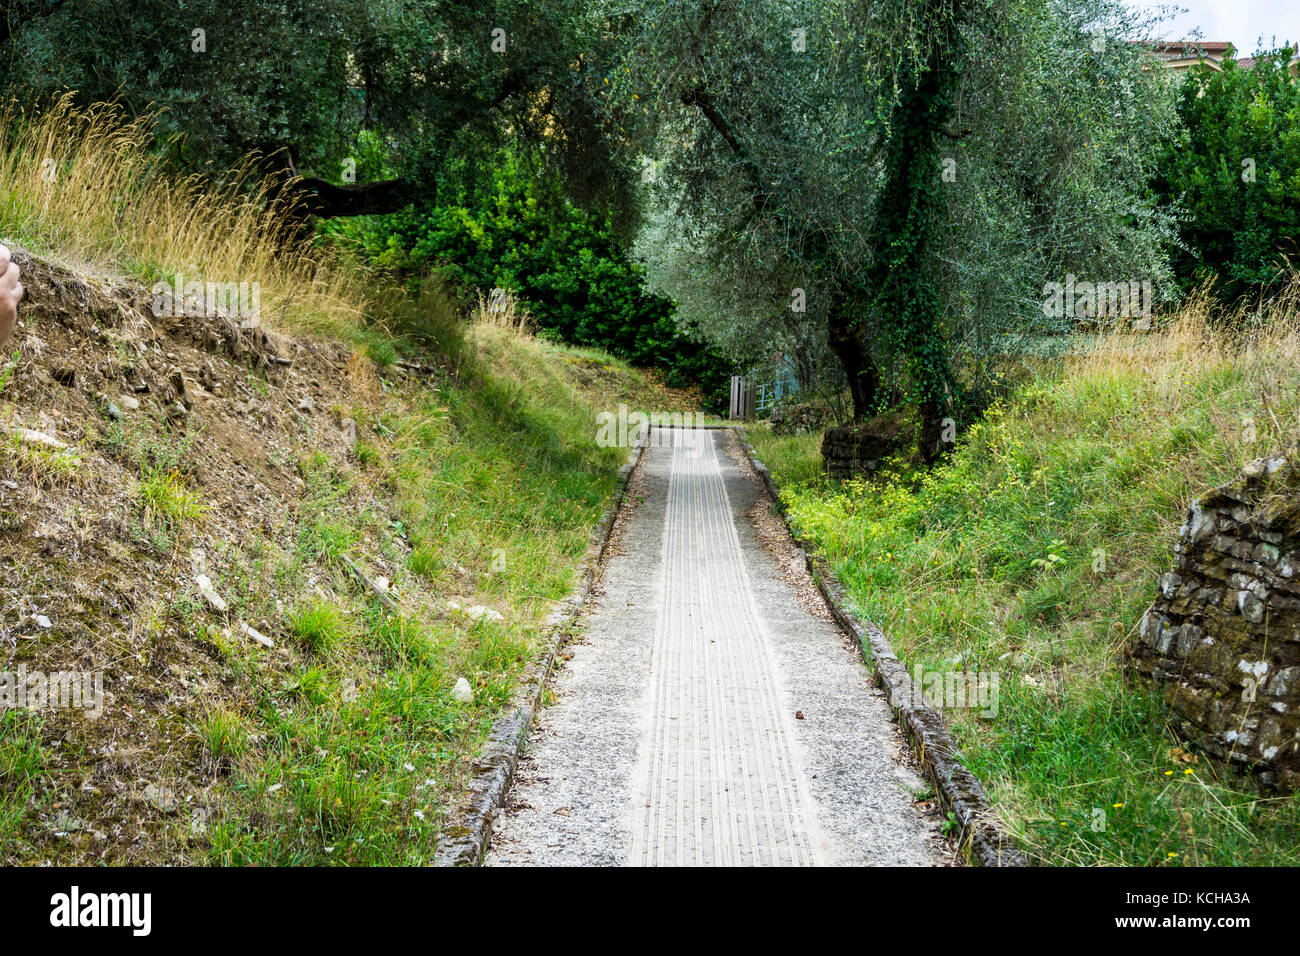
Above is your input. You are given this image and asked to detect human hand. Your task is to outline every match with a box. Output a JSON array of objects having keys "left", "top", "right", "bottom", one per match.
[{"left": 0, "top": 245, "right": 23, "bottom": 346}]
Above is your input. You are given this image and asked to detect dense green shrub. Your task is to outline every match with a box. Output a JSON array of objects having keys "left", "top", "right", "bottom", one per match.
[
  {"left": 1159, "top": 50, "right": 1300, "bottom": 301},
  {"left": 343, "top": 161, "right": 730, "bottom": 408}
]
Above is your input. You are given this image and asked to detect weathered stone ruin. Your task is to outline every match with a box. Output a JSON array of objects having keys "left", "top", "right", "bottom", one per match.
[
  {"left": 820, "top": 409, "right": 909, "bottom": 480},
  {"left": 1130, "top": 448, "right": 1300, "bottom": 790}
]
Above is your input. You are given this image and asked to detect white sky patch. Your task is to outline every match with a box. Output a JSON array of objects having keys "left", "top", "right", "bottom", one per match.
[{"left": 1136, "top": 1, "right": 1300, "bottom": 55}]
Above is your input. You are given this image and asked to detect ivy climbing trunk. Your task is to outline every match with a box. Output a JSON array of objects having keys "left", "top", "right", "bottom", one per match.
[{"left": 866, "top": 0, "right": 966, "bottom": 464}]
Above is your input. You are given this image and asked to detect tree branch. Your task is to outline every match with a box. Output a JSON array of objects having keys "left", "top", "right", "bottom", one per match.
[
  {"left": 276, "top": 68, "right": 535, "bottom": 220},
  {"left": 680, "top": 85, "right": 772, "bottom": 212}
]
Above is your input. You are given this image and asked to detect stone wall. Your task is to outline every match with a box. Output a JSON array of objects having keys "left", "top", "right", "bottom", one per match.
[
  {"left": 820, "top": 410, "right": 909, "bottom": 480},
  {"left": 1130, "top": 449, "right": 1300, "bottom": 790}
]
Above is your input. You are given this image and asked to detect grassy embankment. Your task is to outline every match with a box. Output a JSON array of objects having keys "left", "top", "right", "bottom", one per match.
[
  {"left": 751, "top": 304, "right": 1300, "bottom": 866},
  {"left": 0, "top": 100, "right": 695, "bottom": 864}
]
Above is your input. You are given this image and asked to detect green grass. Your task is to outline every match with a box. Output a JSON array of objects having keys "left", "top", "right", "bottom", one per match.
[
  {"left": 288, "top": 600, "right": 353, "bottom": 653},
  {"left": 195, "top": 708, "right": 250, "bottom": 768},
  {"left": 139, "top": 467, "right": 206, "bottom": 527},
  {"left": 1, "top": 428, "right": 86, "bottom": 489},
  {"left": 0, "top": 349, "right": 17, "bottom": 395},
  {"left": 0, "top": 270, "right": 684, "bottom": 867},
  {"left": 750, "top": 313, "right": 1300, "bottom": 866},
  {"left": 0, "top": 713, "right": 47, "bottom": 854}
]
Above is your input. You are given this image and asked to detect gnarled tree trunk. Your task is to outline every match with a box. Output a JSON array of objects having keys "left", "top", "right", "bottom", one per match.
[{"left": 825, "top": 297, "right": 882, "bottom": 423}]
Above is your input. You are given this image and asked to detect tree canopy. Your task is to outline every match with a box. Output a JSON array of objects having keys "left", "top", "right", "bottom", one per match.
[
  {"left": 1158, "top": 48, "right": 1300, "bottom": 302},
  {"left": 1, "top": 0, "right": 633, "bottom": 217}
]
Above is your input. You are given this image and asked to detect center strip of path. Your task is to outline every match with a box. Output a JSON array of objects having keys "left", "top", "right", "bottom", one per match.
[{"left": 628, "top": 428, "right": 823, "bottom": 865}]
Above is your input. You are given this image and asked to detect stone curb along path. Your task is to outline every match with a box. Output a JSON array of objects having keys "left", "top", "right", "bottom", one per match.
[
  {"left": 432, "top": 438, "right": 648, "bottom": 867},
  {"left": 735, "top": 428, "right": 1029, "bottom": 868}
]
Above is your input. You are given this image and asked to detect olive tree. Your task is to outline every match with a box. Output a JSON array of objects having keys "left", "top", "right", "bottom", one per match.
[{"left": 616, "top": 0, "right": 1180, "bottom": 458}]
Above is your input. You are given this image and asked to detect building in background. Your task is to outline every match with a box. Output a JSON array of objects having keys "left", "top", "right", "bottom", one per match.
[{"left": 1148, "top": 40, "right": 1234, "bottom": 72}]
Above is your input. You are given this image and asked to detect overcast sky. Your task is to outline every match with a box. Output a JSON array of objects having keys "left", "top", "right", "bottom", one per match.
[{"left": 1137, "top": 1, "right": 1300, "bottom": 54}]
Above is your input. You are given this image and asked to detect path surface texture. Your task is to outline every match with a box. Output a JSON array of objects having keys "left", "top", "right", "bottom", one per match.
[{"left": 486, "top": 427, "right": 940, "bottom": 866}]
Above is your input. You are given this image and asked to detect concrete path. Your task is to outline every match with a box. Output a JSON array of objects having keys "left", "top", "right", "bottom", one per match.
[{"left": 486, "top": 428, "right": 941, "bottom": 867}]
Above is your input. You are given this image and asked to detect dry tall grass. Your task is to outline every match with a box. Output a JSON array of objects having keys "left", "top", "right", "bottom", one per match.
[
  {"left": 471, "top": 287, "right": 534, "bottom": 336},
  {"left": 1066, "top": 291, "right": 1300, "bottom": 468},
  {"left": 0, "top": 96, "right": 372, "bottom": 338}
]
